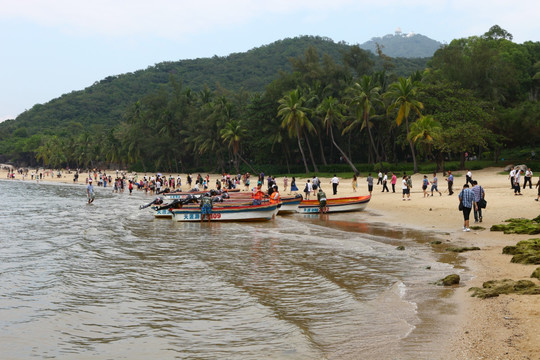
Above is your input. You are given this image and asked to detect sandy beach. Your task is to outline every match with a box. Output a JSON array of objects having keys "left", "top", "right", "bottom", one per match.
[{"left": 3, "top": 167, "right": 539, "bottom": 359}]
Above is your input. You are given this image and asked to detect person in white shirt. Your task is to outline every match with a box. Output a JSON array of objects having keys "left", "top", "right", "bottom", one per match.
[
  {"left": 382, "top": 172, "right": 389, "bottom": 192},
  {"left": 509, "top": 168, "right": 516, "bottom": 189},
  {"left": 524, "top": 168, "right": 533, "bottom": 189},
  {"left": 331, "top": 175, "right": 340, "bottom": 195},
  {"left": 402, "top": 175, "right": 411, "bottom": 200},
  {"left": 513, "top": 168, "right": 522, "bottom": 195}
]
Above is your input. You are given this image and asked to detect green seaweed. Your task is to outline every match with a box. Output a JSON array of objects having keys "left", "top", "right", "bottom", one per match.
[
  {"left": 469, "top": 226, "right": 485, "bottom": 231},
  {"left": 396, "top": 245, "right": 405, "bottom": 251},
  {"left": 490, "top": 216, "right": 540, "bottom": 234},
  {"left": 469, "top": 279, "right": 540, "bottom": 298},
  {"left": 446, "top": 246, "right": 481, "bottom": 253},
  {"left": 430, "top": 240, "right": 442, "bottom": 245},
  {"left": 437, "top": 274, "right": 460, "bottom": 286},
  {"left": 502, "top": 238, "right": 540, "bottom": 264},
  {"left": 532, "top": 267, "right": 540, "bottom": 280}
]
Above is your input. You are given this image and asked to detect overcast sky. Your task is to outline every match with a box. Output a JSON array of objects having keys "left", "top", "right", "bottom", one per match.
[{"left": 1, "top": 0, "right": 539, "bottom": 121}]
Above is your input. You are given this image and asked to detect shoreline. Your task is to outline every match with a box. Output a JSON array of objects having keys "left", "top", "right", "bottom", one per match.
[{"left": 2, "top": 167, "right": 539, "bottom": 358}]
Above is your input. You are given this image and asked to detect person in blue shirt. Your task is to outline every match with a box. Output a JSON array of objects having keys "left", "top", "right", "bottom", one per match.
[
  {"left": 446, "top": 170, "right": 454, "bottom": 195},
  {"left": 458, "top": 184, "right": 477, "bottom": 232},
  {"left": 86, "top": 179, "right": 95, "bottom": 204}
]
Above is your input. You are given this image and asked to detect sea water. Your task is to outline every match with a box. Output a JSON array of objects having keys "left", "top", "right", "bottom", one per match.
[{"left": 0, "top": 179, "right": 461, "bottom": 359}]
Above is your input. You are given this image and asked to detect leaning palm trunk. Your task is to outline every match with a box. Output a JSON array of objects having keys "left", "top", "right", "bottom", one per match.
[
  {"left": 365, "top": 112, "right": 382, "bottom": 168},
  {"left": 237, "top": 153, "right": 257, "bottom": 174},
  {"left": 304, "top": 133, "right": 319, "bottom": 173},
  {"left": 330, "top": 126, "right": 359, "bottom": 174},
  {"left": 405, "top": 118, "right": 418, "bottom": 172},
  {"left": 317, "top": 132, "right": 328, "bottom": 165},
  {"left": 296, "top": 123, "right": 310, "bottom": 173}
]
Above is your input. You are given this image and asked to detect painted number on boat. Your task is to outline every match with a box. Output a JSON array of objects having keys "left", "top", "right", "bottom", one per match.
[{"left": 303, "top": 207, "right": 328, "bottom": 213}]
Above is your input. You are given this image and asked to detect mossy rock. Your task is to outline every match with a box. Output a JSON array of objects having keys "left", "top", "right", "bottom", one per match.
[
  {"left": 511, "top": 253, "right": 540, "bottom": 265},
  {"left": 502, "top": 245, "right": 519, "bottom": 255},
  {"left": 446, "top": 246, "right": 481, "bottom": 253},
  {"left": 502, "top": 239, "right": 540, "bottom": 264},
  {"left": 396, "top": 245, "right": 405, "bottom": 251},
  {"left": 469, "top": 226, "right": 485, "bottom": 231},
  {"left": 438, "top": 274, "right": 460, "bottom": 286},
  {"left": 430, "top": 240, "right": 442, "bottom": 245},
  {"left": 469, "top": 278, "right": 540, "bottom": 298},
  {"left": 531, "top": 267, "right": 540, "bottom": 280},
  {"left": 490, "top": 217, "right": 540, "bottom": 234}
]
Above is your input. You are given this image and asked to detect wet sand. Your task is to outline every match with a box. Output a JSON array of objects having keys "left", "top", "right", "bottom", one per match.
[{"left": 3, "top": 167, "right": 539, "bottom": 359}]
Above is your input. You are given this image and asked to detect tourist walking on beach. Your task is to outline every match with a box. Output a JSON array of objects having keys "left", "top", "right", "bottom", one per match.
[
  {"left": 471, "top": 180, "right": 485, "bottom": 223},
  {"left": 312, "top": 175, "right": 319, "bottom": 194},
  {"left": 465, "top": 169, "right": 472, "bottom": 185},
  {"left": 86, "top": 179, "right": 95, "bottom": 204},
  {"left": 508, "top": 167, "right": 516, "bottom": 189},
  {"left": 458, "top": 184, "right": 476, "bottom": 232},
  {"left": 304, "top": 179, "right": 312, "bottom": 200},
  {"left": 431, "top": 173, "right": 442, "bottom": 196},
  {"left": 402, "top": 175, "right": 411, "bottom": 200},
  {"left": 513, "top": 168, "right": 523, "bottom": 195},
  {"left": 382, "top": 172, "right": 389, "bottom": 192},
  {"left": 377, "top": 171, "right": 383, "bottom": 185},
  {"left": 524, "top": 168, "right": 533, "bottom": 189},
  {"left": 422, "top": 175, "right": 429, "bottom": 197},
  {"left": 352, "top": 174, "right": 358, "bottom": 192},
  {"left": 391, "top": 173, "right": 397, "bottom": 193},
  {"left": 290, "top": 177, "right": 298, "bottom": 192},
  {"left": 283, "top": 176, "right": 288, "bottom": 193},
  {"left": 446, "top": 171, "right": 454, "bottom": 195},
  {"left": 366, "top": 173, "right": 373, "bottom": 196},
  {"left": 331, "top": 175, "right": 339, "bottom": 195}
]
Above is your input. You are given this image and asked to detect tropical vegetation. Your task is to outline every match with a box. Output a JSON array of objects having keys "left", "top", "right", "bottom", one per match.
[{"left": 0, "top": 26, "right": 538, "bottom": 175}]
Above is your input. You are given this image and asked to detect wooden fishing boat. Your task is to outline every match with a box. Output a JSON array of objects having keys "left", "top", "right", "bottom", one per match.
[
  {"left": 278, "top": 194, "right": 303, "bottom": 214},
  {"left": 163, "top": 188, "right": 240, "bottom": 199},
  {"left": 171, "top": 203, "right": 279, "bottom": 222},
  {"left": 296, "top": 195, "right": 371, "bottom": 214}
]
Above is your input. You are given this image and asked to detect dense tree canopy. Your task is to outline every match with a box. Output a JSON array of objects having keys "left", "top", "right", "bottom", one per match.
[{"left": 1, "top": 28, "right": 539, "bottom": 174}]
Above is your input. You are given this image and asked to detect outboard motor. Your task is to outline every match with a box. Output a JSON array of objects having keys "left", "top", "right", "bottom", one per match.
[
  {"left": 221, "top": 192, "right": 230, "bottom": 199},
  {"left": 139, "top": 197, "right": 163, "bottom": 210}
]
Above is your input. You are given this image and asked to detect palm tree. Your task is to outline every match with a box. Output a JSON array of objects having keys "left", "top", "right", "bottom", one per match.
[
  {"left": 408, "top": 115, "right": 442, "bottom": 158},
  {"left": 220, "top": 119, "right": 257, "bottom": 174},
  {"left": 386, "top": 77, "right": 424, "bottom": 173},
  {"left": 345, "top": 75, "right": 383, "bottom": 165},
  {"left": 317, "top": 96, "right": 359, "bottom": 174},
  {"left": 278, "top": 89, "right": 314, "bottom": 173}
]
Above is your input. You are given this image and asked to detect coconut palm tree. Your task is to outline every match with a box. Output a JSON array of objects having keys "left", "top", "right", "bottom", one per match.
[
  {"left": 317, "top": 96, "right": 359, "bottom": 174},
  {"left": 408, "top": 115, "right": 442, "bottom": 159},
  {"left": 220, "top": 119, "right": 257, "bottom": 174},
  {"left": 386, "top": 77, "right": 424, "bottom": 173},
  {"left": 278, "top": 89, "right": 315, "bottom": 173},
  {"left": 344, "top": 75, "right": 383, "bottom": 165}
]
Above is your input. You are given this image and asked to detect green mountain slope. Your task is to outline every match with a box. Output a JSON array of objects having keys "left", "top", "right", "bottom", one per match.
[{"left": 0, "top": 35, "right": 429, "bottom": 139}]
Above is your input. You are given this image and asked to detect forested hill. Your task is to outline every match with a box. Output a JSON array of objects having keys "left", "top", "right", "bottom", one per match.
[{"left": 1, "top": 35, "right": 429, "bottom": 136}]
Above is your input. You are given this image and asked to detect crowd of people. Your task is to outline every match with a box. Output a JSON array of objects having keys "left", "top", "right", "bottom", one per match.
[{"left": 6, "top": 165, "right": 540, "bottom": 226}]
